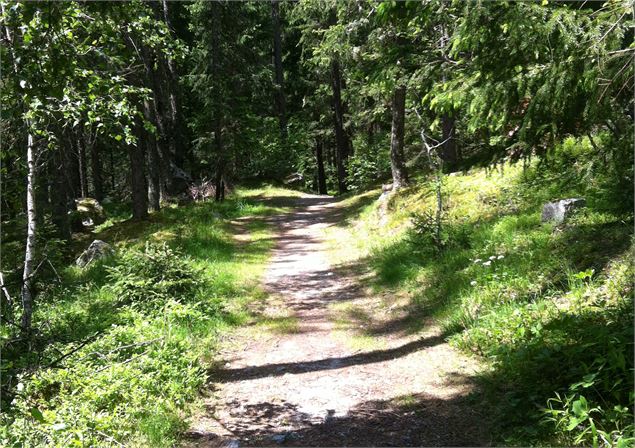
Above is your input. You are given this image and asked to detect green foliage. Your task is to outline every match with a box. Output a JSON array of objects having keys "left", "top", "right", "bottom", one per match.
[
  {"left": 347, "top": 153, "right": 384, "bottom": 191},
  {"left": 1, "top": 0, "right": 633, "bottom": 445},
  {"left": 409, "top": 210, "right": 446, "bottom": 251},
  {"left": 336, "top": 161, "right": 633, "bottom": 446},
  {"left": 1, "top": 245, "right": 207, "bottom": 447},
  {"left": 107, "top": 243, "right": 202, "bottom": 310},
  {"left": 0, "top": 192, "right": 278, "bottom": 447}
]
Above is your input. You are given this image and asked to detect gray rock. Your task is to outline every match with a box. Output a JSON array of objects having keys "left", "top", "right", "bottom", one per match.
[
  {"left": 170, "top": 163, "right": 193, "bottom": 195},
  {"left": 171, "top": 163, "right": 192, "bottom": 182},
  {"left": 76, "top": 240, "right": 114, "bottom": 267},
  {"left": 541, "top": 198, "right": 586, "bottom": 224},
  {"left": 270, "top": 434, "right": 287, "bottom": 444},
  {"left": 284, "top": 173, "right": 304, "bottom": 186},
  {"left": 270, "top": 432, "right": 297, "bottom": 444},
  {"left": 75, "top": 197, "right": 106, "bottom": 226}
]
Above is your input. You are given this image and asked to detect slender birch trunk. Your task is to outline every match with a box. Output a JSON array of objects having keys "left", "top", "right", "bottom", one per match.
[{"left": 21, "top": 131, "right": 37, "bottom": 333}]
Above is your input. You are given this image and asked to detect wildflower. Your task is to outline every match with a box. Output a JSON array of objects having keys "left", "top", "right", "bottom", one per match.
[
  {"left": 470, "top": 280, "right": 477, "bottom": 286},
  {"left": 473, "top": 258, "right": 482, "bottom": 263},
  {"left": 483, "top": 260, "right": 492, "bottom": 266},
  {"left": 489, "top": 255, "right": 497, "bottom": 260},
  {"left": 497, "top": 255, "right": 505, "bottom": 260}
]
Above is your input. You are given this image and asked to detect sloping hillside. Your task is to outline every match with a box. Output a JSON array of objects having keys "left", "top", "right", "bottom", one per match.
[{"left": 324, "top": 161, "right": 633, "bottom": 446}]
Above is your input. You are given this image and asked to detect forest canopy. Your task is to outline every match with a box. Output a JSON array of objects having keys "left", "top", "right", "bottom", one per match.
[{"left": 0, "top": 0, "right": 633, "bottom": 446}]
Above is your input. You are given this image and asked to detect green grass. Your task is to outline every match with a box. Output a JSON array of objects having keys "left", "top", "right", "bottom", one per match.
[
  {"left": 257, "top": 316, "right": 301, "bottom": 335},
  {"left": 324, "top": 161, "right": 633, "bottom": 446},
  {"left": 0, "top": 187, "right": 293, "bottom": 447},
  {"left": 330, "top": 301, "right": 387, "bottom": 351}
]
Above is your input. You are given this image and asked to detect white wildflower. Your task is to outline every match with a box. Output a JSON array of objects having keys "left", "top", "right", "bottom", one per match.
[
  {"left": 483, "top": 261, "right": 492, "bottom": 267},
  {"left": 498, "top": 255, "right": 505, "bottom": 260},
  {"left": 470, "top": 281, "right": 477, "bottom": 286},
  {"left": 473, "top": 258, "right": 482, "bottom": 264}
]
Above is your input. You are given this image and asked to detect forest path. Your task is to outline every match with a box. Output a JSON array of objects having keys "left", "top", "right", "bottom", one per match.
[{"left": 185, "top": 194, "right": 489, "bottom": 447}]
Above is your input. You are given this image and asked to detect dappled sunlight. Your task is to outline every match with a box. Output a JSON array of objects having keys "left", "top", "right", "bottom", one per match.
[
  {"left": 313, "top": 163, "right": 634, "bottom": 446},
  {"left": 187, "top": 192, "right": 488, "bottom": 447}
]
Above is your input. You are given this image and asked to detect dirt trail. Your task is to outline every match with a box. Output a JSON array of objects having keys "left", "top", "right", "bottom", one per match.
[{"left": 185, "top": 195, "right": 489, "bottom": 447}]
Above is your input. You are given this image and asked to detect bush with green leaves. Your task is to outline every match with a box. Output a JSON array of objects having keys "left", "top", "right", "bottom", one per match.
[
  {"left": 107, "top": 243, "right": 202, "bottom": 309},
  {"left": 1, "top": 313, "right": 207, "bottom": 447},
  {"left": 540, "top": 256, "right": 634, "bottom": 448},
  {"left": 0, "top": 236, "right": 235, "bottom": 447},
  {"left": 337, "top": 160, "right": 633, "bottom": 446}
]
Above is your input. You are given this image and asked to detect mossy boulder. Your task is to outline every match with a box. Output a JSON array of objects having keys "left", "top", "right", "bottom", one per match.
[
  {"left": 75, "top": 197, "right": 106, "bottom": 227},
  {"left": 76, "top": 240, "right": 114, "bottom": 267},
  {"left": 541, "top": 198, "right": 586, "bottom": 224}
]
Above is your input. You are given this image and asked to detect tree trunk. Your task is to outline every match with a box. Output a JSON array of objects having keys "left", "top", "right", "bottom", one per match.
[
  {"left": 51, "top": 148, "right": 71, "bottom": 240},
  {"left": 138, "top": 36, "right": 172, "bottom": 198},
  {"left": 212, "top": 3, "right": 225, "bottom": 203},
  {"left": 128, "top": 130, "right": 148, "bottom": 220},
  {"left": 145, "top": 137, "right": 161, "bottom": 212},
  {"left": 35, "top": 156, "right": 50, "bottom": 225},
  {"left": 161, "top": 0, "right": 191, "bottom": 172},
  {"left": 214, "top": 119, "right": 225, "bottom": 203},
  {"left": 90, "top": 138, "right": 104, "bottom": 202},
  {"left": 440, "top": 114, "right": 458, "bottom": 170},
  {"left": 77, "top": 134, "right": 89, "bottom": 198},
  {"left": 110, "top": 144, "right": 116, "bottom": 192},
  {"left": 330, "top": 58, "right": 349, "bottom": 194},
  {"left": 438, "top": 24, "right": 459, "bottom": 172},
  {"left": 66, "top": 137, "right": 81, "bottom": 199},
  {"left": 21, "top": 132, "right": 37, "bottom": 333},
  {"left": 143, "top": 100, "right": 161, "bottom": 212},
  {"left": 2, "top": 3, "right": 39, "bottom": 333},
  {"left": 390, "top": 84, "right": 409, "bottom": 189},
  {"left": 434, "top": 166, "right": 443, "bottom": 251},
  {"left": 215, "top": 177, "right": 225, "bottom": 202},
  {"left": 271, "top": 0, "right": 287, "bottom": 139},
  {"left": 150, "top": 79, "right": 172, "bottom": 200},
  {"left": 315, "top": 138, "right": 327, "bottom": 195}
]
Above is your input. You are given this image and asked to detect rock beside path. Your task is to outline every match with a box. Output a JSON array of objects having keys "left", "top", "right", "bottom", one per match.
[
  {"left": 76, "top": 240, "right": 113, "bottom": 267},
  {"left": 541, "top": 198, "right": 585, "bottom": 224}
]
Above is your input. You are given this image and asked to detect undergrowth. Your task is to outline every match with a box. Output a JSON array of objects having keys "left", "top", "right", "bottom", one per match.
[
  {"left": 0, "top": 186, "right": 286, "bottom": 447},
  {"left": 327, "top": 137, "right": 633, "bottom": 446}
]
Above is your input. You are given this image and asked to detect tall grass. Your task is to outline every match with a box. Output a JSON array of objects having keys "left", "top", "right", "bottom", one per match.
[
  {"left": 0, "top": 187, "right": 287, "bottom": 447},
  {"left": 326, "top": 158, "right": 633, "bottom": 446}
]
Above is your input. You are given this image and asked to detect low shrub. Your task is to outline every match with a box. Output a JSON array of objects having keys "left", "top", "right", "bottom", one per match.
[
  {"left": 107, "top": 242, "right": 202, "bottom": 310},
  {"left": 1, "top": 193, "right": 277, "bottom": 447}
]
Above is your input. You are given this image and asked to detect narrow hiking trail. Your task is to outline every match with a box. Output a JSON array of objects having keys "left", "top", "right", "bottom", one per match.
[{"left": 186, "top": 195, "right": 489, "bottom": 447}]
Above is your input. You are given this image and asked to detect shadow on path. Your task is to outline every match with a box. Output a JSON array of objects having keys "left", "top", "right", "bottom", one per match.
[
  {"left": 185, "top": 192, "right": 491, "bottom": 447},
  {"left": 216, "top": 334, "right": 445, "bottom": 383},
  {"left": 187, "top": 387, "right": 488, "bottom": 447}
]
